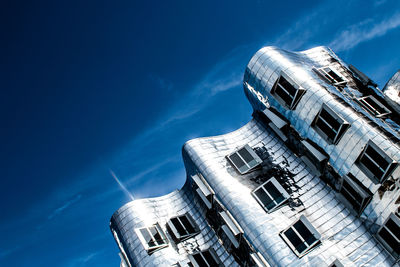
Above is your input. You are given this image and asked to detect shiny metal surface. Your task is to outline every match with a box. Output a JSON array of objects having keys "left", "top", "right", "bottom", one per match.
[{"left": 110, "top": 46, "right": 400, "bottom": 266}]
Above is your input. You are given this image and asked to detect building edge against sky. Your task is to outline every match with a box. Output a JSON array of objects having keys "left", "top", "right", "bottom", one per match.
[{"left": 110, "top": 46, "right": 400, "bottom": 267}]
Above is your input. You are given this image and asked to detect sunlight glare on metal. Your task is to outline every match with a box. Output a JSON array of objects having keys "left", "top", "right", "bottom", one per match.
[{"left": 110, "top": 169, "right": 135, "bottom": 201}]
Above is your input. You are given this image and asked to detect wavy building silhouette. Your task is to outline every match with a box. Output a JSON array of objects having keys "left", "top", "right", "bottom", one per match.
[{"left": 110, "top": 46, "right": 400, "bottom": 267}]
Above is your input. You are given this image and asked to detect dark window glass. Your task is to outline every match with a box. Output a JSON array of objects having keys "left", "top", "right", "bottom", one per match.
[
  {"left": 293, "top": 220, "right": 316, "bottom": 246},
  {"left": 315, "top": 118, "right": 336, "bottom": 140},
  {"left": 325, "top": 68, "right": 344, "bottom": 83},
  {"left": 284, "top": 227, "right": 307, "bottom": 254},
  {"left": 267, "top": 182, "right": 285, "bottom": 204},
  {"left": 238, "top": 147, "right": 254, "bottom": 163},
  {"left": 202, "top": 251, "right": 218, "bottom": 266},
  {"left": 341, "top": 179, "right": 363, "bottom": 211},
  {"left": 230, "top": 153, "right": 246, "bottom": 169},
  {"left": 275, "top": 85, "right": 294, "bottom": 105},
  {"left": 180, "top": 216, "right": 195, "bottom": 235},
  {"left": 365, "top": 146, "right": 389, "bottom": 171},
  {"left": 386, "top": 219, "right": 400, "bottom": 240},
  {"left": 379, "top": 228, "right": 400, "bottom": 254},
  {"left": 279, "top": 76, "right": 297, "bottom": 96},
  {"left": 320, "top": 109, "right": 340, "bottom": 130},
  {"left": 364, "top": 97, "right": 386, "bottom": 115},
  {"left": 193, "top": 253, "right": 208, "bottom": 267},
  {"left": 360, "top": 154, "right": 384, "bottom": 179},
  {"left": 171, "top": 217, "right": 186, "bottom": 236},
  {"left": 254, "top": 187, "right": 274, "bottom": 210},
  {"left": 149, "top": 227, "right": 164, "bottom": 245}
]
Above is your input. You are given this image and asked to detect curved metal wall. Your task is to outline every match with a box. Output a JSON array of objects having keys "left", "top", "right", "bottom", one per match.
[{"left": 243, "top": 46, "right": 400, "bottom": 226}]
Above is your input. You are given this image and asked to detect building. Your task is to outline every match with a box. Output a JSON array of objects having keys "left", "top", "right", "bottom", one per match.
[{"left": 110, "top": 46, "right": 400, "bottom": 267}]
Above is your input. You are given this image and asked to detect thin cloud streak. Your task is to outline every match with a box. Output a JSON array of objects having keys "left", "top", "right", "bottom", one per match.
[
  {"left": 330, "top": 12, "right": 400, "bottom": 52},
  {"left": 47, "top": 194, "right": 82, "bottom": 220}
]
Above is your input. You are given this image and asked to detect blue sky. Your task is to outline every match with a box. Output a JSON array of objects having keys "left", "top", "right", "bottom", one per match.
[{"left": 1, "top": 0, "right": 399, "bottom": 266}]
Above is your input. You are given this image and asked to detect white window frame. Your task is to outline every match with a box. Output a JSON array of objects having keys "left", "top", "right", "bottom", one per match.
[
  {"left": 167, "top": 213, "right": 198, "bottom": 241},
  {"left": 219, "top": 210, "right": 244, "bottom": 248},
  {"left": 315, "top": 66, "right": 347, "bottom": 86},
  {"left": 250, "top": 252, "right": 271, "bottom": 267},
  {"left": 192, "top": 173, "right": 215, "bottom": 209},
  {"left": 357, "top": 140, "right": 397, "bottom": 183},
  {"left": 188, "top": 249, "right": 222, "bottom": 267},
  {"left": 280, "top": 215, "right": 321, "bottom": 258},
  {"left": 377, "top": 213, "right": 400, "bottom": 258},
  {"left": 135, "top": 223, "right": 168, "bottom": 252},
  {"left": 227, "top": 144, "right": 262, "bottom": 174},
  {"left": 339, "top": 174, "right": 372, "bottom": 215},
  {"left": 271, "top": 72, "right": 306, "bottom": 110},
  {"left": 312, "top": 104, "right": 349, "bottom": 145},
  {"left": 252, "top": 177, "right": 289, "bottom": 213},
  {"left": 356, "top": 95, "right": 391, "bottom": 117}
]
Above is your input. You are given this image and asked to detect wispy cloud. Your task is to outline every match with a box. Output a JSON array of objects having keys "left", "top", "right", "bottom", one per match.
[
  {"left": 47, "top": 194, "right": 82, "bottom": 220},
  {"left": 64, "top": 251, "right": 101, "bottom": 267},
  {"left": 329, "top": 12, "right": 400, "bottom": 52}
]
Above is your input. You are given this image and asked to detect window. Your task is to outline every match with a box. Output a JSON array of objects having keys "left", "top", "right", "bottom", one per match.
[
  {"left": 356, "top": 95, "right": 391, "bottom": 117},
  {"left": 227, "top": 144, "right": 262, "bottom": 174},
  {"left": 280, "top": 215, "right": 321, "bottom": 257},
  {"left": 312, "top": 104, "right": 349, "bottom": 145},
  {"left": 315, "top": 66, "right": 347, "bottom": 86},
  {"left": 192, "top": 173, "right": 215, "bottom": 209},
  {"left": 135, "top": 223, "right": 168, "bottom": 252},
  {"left": 271, "top": 73, "right": 306, "bottom": 110},
  {"left": 339, "top": 173, "right": 372, "bottom": 214},
  {"left": 252, "top": 177, "right": 289, "bottom": 213},
  {"left": 377, "top": 213, "right": 400, "bottom": 258},
  {"left": 188, "top": 249, "right": 222, "bottom": 267},
  {"left": 167, "top": 213, "right": 198, "bottom": 241},
  {"left": 357, "top": 141, "right": 397, "bottom": 183},
  {"left": 220, "top": 210, "right": 243, "bottom": 248},
  {"left": 329, "top": 259, "right": 344, "bottom": 267}
]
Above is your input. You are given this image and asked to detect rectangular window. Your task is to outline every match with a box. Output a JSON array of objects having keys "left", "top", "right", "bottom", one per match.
[
  {"left": 192, "top": 173, "right": 215, "bottom": 209},
  {"left": 340, "top": 173, "right": 372, "bottom": 214},
  {"left": 280, "top": 215, "right": 321, "bottom": 257},
  {"left": 312, "top": 104, "right": 349, "bottom": 145},
  {"left": 167, "top": 213, "right": 198, "bottom": 241},
  {"left": 188, "top": 249, "right": 222, "bottom": 267},
  {"left": 377, "top": 213, "right": 400, "bottom": 258},
  {"left": 357, "top": 141, "right": 397, "bottom": 183},
  {"left": 252, "top": 177, "right": 289, "bottom": 213},
  {"left": 271, "top": 73, "right": 306, "bottom": 110},
  {"left": 135, "top": 223, "right": 168, "bottom": 252},
  {"left": 227, "top": 144, "right": 262, "bottom": 174},
  {"left": 356, "top": 95, "right": 391, "bottom": 117},
  {"left": 220, "top": 210, "right": 243, "bottom": 248},
  {"left": 315, "top": 66, "right": 347, "bottom": 86}
]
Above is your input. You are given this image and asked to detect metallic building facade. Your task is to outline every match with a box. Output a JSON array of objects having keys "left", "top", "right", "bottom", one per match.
[{"left": 110, "top": 46, "right": 400, "bottom": 267}]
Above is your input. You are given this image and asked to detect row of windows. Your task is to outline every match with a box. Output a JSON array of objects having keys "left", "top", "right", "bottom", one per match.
[
  {"left": 269, "top": 70, "right": 398, "bottom": 184},
  {"left": 135, "top": 214, "right": 224, "bottom": 266},
  {"left": 136, "top": 212, "right": 199, "bottom": 252},
  {"left": 226, "top": 141, "right": 399, "bottom": 259},
  {"left": 193, "top": 171, "right": 321, "bottom": 258}
]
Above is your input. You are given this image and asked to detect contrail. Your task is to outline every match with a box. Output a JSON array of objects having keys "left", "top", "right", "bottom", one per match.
[{"left": 109, "top": 169, "right": 135, "bottom": 201}]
